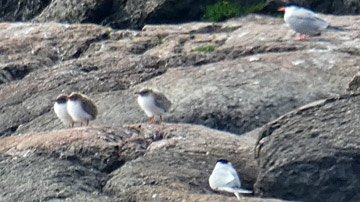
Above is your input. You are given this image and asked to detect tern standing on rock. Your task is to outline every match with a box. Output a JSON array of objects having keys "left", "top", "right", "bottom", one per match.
[
  {"left": 278, "top": 4, "right": 344, "bottom": 41},
  {"left": 54, "top": 94, "right": 74, "bottom": 128},
  {"left": 67, "top": 92, "right": 98, "bottom": 127},
  {"left": 209, "top": 159, "right": 253, "bottom": 199},
  {"left": 136, "top": 88, "right": 171, "bottom": 124}
]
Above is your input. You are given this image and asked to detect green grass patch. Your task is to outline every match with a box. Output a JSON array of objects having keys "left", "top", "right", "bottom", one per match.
[
  {"left": 239, "top": 2, "right": 265, "bottom": 14},
  {"left": 192, "top": 44, "right": 216, "bottom": 52},
  {"left": 203, "top": 1, "right": 266, "bottom": 22},
  {"left": 203, "top": 1, "right": 240, "bottom": 22}
]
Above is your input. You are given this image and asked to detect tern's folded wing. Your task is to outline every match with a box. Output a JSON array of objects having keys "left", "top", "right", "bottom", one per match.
[
  {"left": 81, "top": 98, "right": 98, "bottom": 119},
  {"left": 287, "top": 14, "right": 328, "bottom": 32},
  {"left": 154, "top": 93, "right": 172, "bottom": 112}
]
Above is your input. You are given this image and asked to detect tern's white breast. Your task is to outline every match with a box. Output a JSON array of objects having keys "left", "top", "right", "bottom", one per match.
[
  {"left": 209, "top": 162, "right": 241, "bottom": 190},
  {"left": 137, "top": 95, "right": 165, "bottom": 117},
  {"left": 67, "top": 100, "right": 92, "bottom": 122},
  {"left": 54, "top": 102, "right": 73, "bottom": 125}
]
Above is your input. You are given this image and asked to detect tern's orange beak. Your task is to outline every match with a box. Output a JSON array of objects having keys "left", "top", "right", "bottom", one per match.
[{"left": 278, "top": 7, "right": 285, "bottom": 12}]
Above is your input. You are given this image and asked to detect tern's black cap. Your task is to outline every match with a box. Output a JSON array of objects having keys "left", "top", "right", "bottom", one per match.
[
  {"left": 135, "top": 89, "right": 152, "bottom": 96},
  {"left": 216, "top": 159, "right": 229, "bottom": 164},
  {"left": 55, "top": 95, "right": 68, "bottom": 104}
]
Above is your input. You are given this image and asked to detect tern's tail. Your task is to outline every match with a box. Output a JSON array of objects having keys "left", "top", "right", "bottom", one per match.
[
  {"left": 326, "top": 26, "right": 345, "bottom": 32},
  {"left": 234, "top": 188, "right": 253, "bottom": 199},
  {"left": 219, "top": 186, "right": 253, "bottom": 194},
  {"left": 234, "top": 188, "right": 253, "bottom": 194},
  {"left": 217, "top": 186, "right": 253, "bottom": 199}
]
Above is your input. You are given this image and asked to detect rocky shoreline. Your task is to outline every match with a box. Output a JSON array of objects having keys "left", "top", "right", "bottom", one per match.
[{"left": 1, "top": 10, "right": 360, "bottom": 202}]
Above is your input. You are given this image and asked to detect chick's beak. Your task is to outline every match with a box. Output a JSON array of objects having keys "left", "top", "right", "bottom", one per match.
[{"left": 278, "top": 7, "right": 285, "bottom": 12}]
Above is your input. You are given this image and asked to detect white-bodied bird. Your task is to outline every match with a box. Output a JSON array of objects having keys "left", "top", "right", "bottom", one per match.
[
  {"left": 135, "top": 88, "right": 171, "bottom": 124},
  {"left": 278, "top": 4, "right": 343, "bottom": 41},
  {"left": 54, "top": 94, "right": 74, "bottom": 128},
  {"left": 67, "top": 92, "right": 98, "bottom": 127},
  {"left": 209, "top": 159, "right": 253, "bottom": 199}
]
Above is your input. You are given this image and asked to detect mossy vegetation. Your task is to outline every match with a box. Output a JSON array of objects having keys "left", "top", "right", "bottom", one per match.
[
  {"left": 239, "top": 2, "right": 266, "bottom": 14},
  {"left": 203, "top": 1, "right": 266, "bottom": 22},
  {"left": 192, "top": 44, "right": 216, "bottom": 52},
  {"left": 203, "top": 1, "right": 240, "bottom": 22}
]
